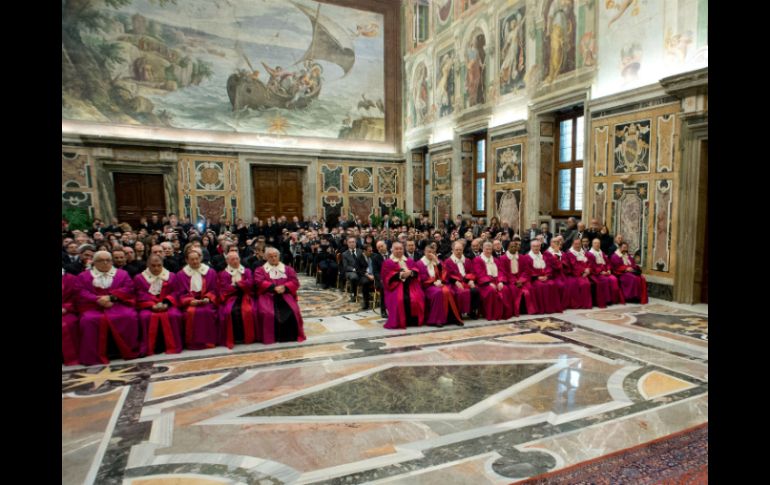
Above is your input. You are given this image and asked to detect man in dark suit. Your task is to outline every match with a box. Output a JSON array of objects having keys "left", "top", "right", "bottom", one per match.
[
  {"left": 64, "top": 244, "right": 95, "bottom": 275},
  {"left": 561, "top": 217, "right": 578, "bottom": 245},
  {"left": 342, "top": 237, "right": 369, "bottom": 304},
  {"left": 404, "top": 240, "right": 422, "bottom": 261},
  {"left": 566, "top": 221, "right": 587, "bottom": 249},
  {"left": 122, "top": 246, "right": 145, "bottom": 278},
  {"left": 359, "top": 244, "right": 376, "bottom": 310},
  {"left": 465, "top": 238, "right": 482, "bottom": 259},
  {"left": 441, "top": 213, "right": 455, "bottom": 233},
  {"left": 585, "top": 218, "right": 601, "bottom": 244},
  {"left": 62, "top": 241, "right": 80, "bottom": 267},
  {"left": 147, "top": 214, "right": 163, "bottom": 232},
  {"left": 371, "top": 240, "right": 389, "bottom": 317},
  {"left": 539, "top": 222, "right": 554, "bottom": 249}
]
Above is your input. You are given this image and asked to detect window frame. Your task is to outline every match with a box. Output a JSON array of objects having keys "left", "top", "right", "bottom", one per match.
[
  {"left": 552, "top": 109, "right": 585, "bottom": 217},
  {"left": 414, "top": 0, "right": 430, "bottom": 45},
  {"left": 471, "top": 132, "right": 487, "bottom": 217}
]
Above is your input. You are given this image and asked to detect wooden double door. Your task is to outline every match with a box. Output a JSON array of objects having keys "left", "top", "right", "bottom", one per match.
[
  {"left": 113, "top": 173, "right": 166, "bottom": 227},
  {"left": 252, "top": 166, "right": 303, "bottom": 220}
]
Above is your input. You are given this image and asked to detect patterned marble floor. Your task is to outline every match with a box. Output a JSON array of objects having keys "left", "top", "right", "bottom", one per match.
[{"left": 62, "top": 282, "right": 708, "bottom": 484}]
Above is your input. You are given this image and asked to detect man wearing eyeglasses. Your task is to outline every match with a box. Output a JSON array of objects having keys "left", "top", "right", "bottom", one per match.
[{"left": 76, "top": 251, "right": 140, "bottom": 365}]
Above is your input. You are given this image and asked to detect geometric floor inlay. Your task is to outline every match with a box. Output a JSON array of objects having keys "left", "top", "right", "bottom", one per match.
[
  {"left": 63, "top": 297, "right": 707, "bottom": 484},
  {"left": 245, "top": 363, "right": 552, "bottom": 417}
]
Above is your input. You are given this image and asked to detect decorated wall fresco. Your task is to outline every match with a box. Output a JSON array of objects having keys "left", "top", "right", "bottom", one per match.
[
  {"left": 62, "top": 148, "right": 98, "bottom": 218},
  {"left": 460, "top": 22, "right": 489, "bottom": 109},
  {"left": 62, "top": 0, "right": 386, "bottom": 141},
  {"left": 402, "top": 0, "right": 706, "bottom": 141},
  {"left": 317, "top": 160, "right": 403, "bottom": 227},
  {"left": 498, "top": 4, "right": 526, "bottom": 96},
  {"left": 406, "top": 55, "right": 434, "bottom": 129},
  {"left": 178, "top": 155, "right": 240, "bottom": 223},
  {"left": 490, "top": 133, "right": 526, "bottom": 234},
  {"left": 595, "top": 0, "right": 708, "bottom": 97},
  {"left": 587, "top": 103, "right": 680, "bottom": 278}
]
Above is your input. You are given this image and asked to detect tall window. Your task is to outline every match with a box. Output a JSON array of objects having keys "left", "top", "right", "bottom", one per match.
[
  {"left": 414, "top": 1, "right": 429, "bottom": 44},
  {"left": 553, "top": 111, "right": 584, "bottom": 216},
  {"left": 472, "top": 133, "right": 487, "bottom": 216}
]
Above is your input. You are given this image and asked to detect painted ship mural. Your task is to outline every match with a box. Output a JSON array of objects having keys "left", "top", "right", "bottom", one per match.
[{"left": 227, "top": 1, "right": 355, "bottom": 111}]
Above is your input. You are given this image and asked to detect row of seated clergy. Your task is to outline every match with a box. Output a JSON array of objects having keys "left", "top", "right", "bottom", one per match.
[
  {"left": 380, "top": 237, "right": 647, "bottom": 328},
  {"left": 62, "top": 248, "right": 305, "bottom": 367}
]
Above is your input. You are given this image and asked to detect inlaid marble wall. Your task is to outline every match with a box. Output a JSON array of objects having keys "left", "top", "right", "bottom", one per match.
[
  {"left": 62, "top": 147, "right": 98, "bottom": 218},
  {"left": 411, "top": 151, "right": 424, "bottom": 213},
  {"left": 317, "top": 160, "right": 403, "bottom": 226},
  {"left": 429, "top": 148, "right": 453, "bottom": 223},
  {"left": 177, "top": 155, "right": 239, "bottom": 223},
  {"left": 587, "top": 103, "right": 680, "bottom": 278},
  {"left": 490, "top": 133, "right": 526, "bottom": 234}
]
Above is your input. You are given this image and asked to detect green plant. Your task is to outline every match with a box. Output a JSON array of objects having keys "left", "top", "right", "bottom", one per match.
[
  {"left": 370, "top": 214, "right": 382, "bottom": 228},
  {"left": 63, "top": 207, "right": 94, "bottom": 231},
  {"left": 390, "top": 207, "right": 412, "bottom": 226}
]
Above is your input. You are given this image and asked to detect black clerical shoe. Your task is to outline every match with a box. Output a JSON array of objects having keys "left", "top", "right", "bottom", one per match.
[
  {"left": 456, "top": 322, "right": 464, "bottom": 326},
  {"left": 380, "top": 311, "right": 388, "bottom": 318}
]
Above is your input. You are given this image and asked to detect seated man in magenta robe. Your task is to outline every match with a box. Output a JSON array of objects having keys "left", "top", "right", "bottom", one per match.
[
  {"left": 382, "top": 241, "right": 425, "bottom": 329},
  {"left": 443, "top": 241, "right": 480, "bottom": 319},
  {"left": 134, "top": 254, "right": 184, "bottom": 356},
  {"left": 218, "top": 250, "right": 258, "bottom": 348},
  {"left": 520, "top": 240, "right": 563, "bottom": 314},
  {"left": 502, "top": 238, "right": 537, "bottom": 317},
  {"left": 77, "top": 251, "right": 140, "bottom": 365},
  {"left": 564, "top": 238, "right": 594, "bottom": 309},
  {"left": 62, "top": 268, "right": 80, "bottom": 366},
  {"left": 610, "top": 242, "right": 649, "bottom": 304},
  {"left": 254, "top": 247, "right": 306, "bottom": 344},
  {"left": 472, "top": 241, "right": 513, "bottom": 321},
  {"left": 416, "top": 243, "right": 463, "bottom": 327},
  {"left": 176, "top": 246, "right": 219, "bottom": 350},
  {"left": 587, "top": 238, "right": 625, "bottom": 307},
  {"left": 544, "top": 236, "right": 572, "bottom": 311}
]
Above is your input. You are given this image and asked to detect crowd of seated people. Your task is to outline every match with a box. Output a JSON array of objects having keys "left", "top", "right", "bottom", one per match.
[{"left": 62, "top": 212, "right": 647, "bottom": 366}]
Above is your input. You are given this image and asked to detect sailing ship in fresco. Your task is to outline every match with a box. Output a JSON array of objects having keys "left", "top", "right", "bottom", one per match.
[{"left": 226, "top": 1, "right": 355, "bottom": 111}]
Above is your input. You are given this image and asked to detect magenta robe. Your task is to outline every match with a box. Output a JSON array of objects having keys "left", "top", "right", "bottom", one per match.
[
  {"left": 77, "top": 269, "right": 139, "bottom": 366},
  {"left": 62, "top": 273, "right": 80, "bottom": 366},
  {"left": 587, "top": 251, "right": 625, "bottom": 307},
  {"left": 416, "top": 261, "right": 462, "bottom": 326},
  {"left": 544, "top": 250, "right": 573, "bottom": 311},
  {"left": 610, "top": 253, "right": 649, "bottom": 303},
  {"left": 176, "top": 267, "right": 219, "bottom": 350},
  {"left": 442, "top": 257, "right": 475, "bottom": 315},
  {"left": 382, "top": 258, "right": 425, "bottom": 329},
  {"left": 217, "top": 268, "right": 258, "bottom": 348},
  {"left": 134, "top": 272, "right": 183, "bottom": 356},
  {"left": 254, "top": 265, "right": 306, "bottom": 344},
  {"left": 563, "top": 252, "right": 594, "bottom": 309},
  {"left": 520, "top": 254, "right": 563, "bottom": 314},
  {"left": 500, "top": 253, "right": 538, "bottom": 316},
  {"left": 471, "top": 256, "right": 514, "bottom": 321}
]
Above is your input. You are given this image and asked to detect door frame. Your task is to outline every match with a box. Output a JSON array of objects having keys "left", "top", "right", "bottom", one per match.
[
  {"left": 250, "top": 165, "right": 305, "bottom": 220},
  {"left": 113, "top": 172, "right": 167, "bottom": 226},
  {"left": 241, "top": 156, "right": 316, "bottom": 220},
  {"left": 95, "top": 159, "right": 178, "bottom": 223}
]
